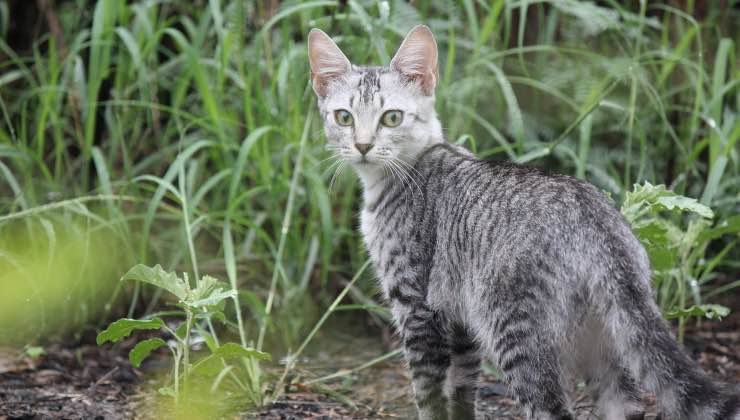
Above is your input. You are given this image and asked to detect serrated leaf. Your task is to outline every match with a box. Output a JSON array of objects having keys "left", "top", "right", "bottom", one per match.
[
  {"left": 622, "top": 182, "right": 714, "bottom": 222},
  {"left": 191, "top": 342, "right": 271, "bottom": 376},
  {"left": 96, "top": 318, "right": 164, "bottom": 345},
  {"left": 634, "top": 221, "right": 669, "bottom": 247},
  {"left": 121, "top": 264, "right": 188, "bottom": 300},
  {"left": 665, "top": 304, "right": 730, "bottom": 321},
  {"left": 188, "top": 289, "right": 236, "bottom": 308},
  {"left": 655, "top": 195, "right": 713, "bottom": 219},
  {"left": 185, "top": 275, "right": 235, "bottom": 308},
  {"left": 129, "top": 338, "right": 167, "bottom": 368}
]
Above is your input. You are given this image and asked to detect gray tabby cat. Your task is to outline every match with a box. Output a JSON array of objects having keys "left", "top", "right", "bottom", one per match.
[{"left": 308, "top": 25, "right": 739, "bottom": 420}]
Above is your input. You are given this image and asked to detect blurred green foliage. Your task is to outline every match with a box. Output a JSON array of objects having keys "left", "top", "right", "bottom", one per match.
[
  {"left": 0, "top": 1, "right": 737, "bottom": 353},
  {"left": 0, "top": 215, "right": 125, "bottom": 344}
]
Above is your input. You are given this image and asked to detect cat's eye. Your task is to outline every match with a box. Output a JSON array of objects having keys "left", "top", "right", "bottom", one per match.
[
  {"left": 334, "top": 109, "right": 354, "bottom": 126},
  {"left": 381, "top": 110, "right": 403, "bottom": 127}
]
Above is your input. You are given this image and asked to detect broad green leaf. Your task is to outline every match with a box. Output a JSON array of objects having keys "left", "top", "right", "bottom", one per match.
[
  {"left": 622, "top": 182, "right": 713, "bottom": 221},
  {"left": 647, "top": 247, "right": 675, "bottom": 272},
  {"left": 96, "top": 318, "right": 164, "bottom": 345},
  {"left": 23, "top": 346, "right": 45, "bottom": 359},
  {"left": 191, "top": 342, "right": 270, "bottom": 376},
  {"left": 121, "top": 264, "right": 188, "bottom": 300},
  {"left": 185, "top": 275, "right": 235, "bottom": 308},
  {"left": 212, "top": 342, "right": 270, "bottom": 360},
  {"left": 188, "top": 289, "right": 236, "bottom": 308},
  {"left": 621, "top": 182, "right": 667, "bottom": 222},
  {"left": 129, "top": 338, "right": 167, "bottom": 368},
  {"left": 634, "top": 221, "right": 669, "bottom": 247},
  {"left": 655, "top": 195, "right": 713, "bottom": 219},
  {"left": 666, "top": 304, "right": 730, "bottom": 321}
]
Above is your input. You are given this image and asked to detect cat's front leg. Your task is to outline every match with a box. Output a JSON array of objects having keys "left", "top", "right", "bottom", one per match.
[{"left": 393, "top": 299, "right": 451, "bottom": 420}]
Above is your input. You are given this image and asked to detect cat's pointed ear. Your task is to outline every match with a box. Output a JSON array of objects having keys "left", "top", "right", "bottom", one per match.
[
  {"left": 390, "top": 25, "right": 438, "bottom": 96},
  {"left": 308, "top": 28, "right": 351, "bottom": 97}
]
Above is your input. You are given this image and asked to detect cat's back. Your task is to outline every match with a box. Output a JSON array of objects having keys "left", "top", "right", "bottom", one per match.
[
  {"left": 414, "top": 144, "right": 647, "bottom": 279},
  {"left": 416, "top": 143, "right": 615, "bottom": 223}
]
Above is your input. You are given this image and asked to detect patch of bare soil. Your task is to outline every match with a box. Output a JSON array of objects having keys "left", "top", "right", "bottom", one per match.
[
  {"left": 0, "top": 337, "right": 141, "bottom": 420},
  {"left": 0, "top": 307, "right": 737, "bottom": 419}
]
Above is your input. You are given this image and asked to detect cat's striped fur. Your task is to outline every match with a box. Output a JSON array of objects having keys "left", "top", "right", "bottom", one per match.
[{"left": 308, "top": 25, "right": 740, "bottom": 420}]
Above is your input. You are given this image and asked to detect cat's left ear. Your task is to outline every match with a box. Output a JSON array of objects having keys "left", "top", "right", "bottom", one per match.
[{"left": 390, "top": 25, "right": 438, "bottom": 96}]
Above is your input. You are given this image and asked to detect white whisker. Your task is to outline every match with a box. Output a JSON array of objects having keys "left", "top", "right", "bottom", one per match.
[
  {"left": 328, "top": 161, "right": 347, "bottom": 193},
  {"left": 388, "top": 154, "right": 423, "bottom": 199}
]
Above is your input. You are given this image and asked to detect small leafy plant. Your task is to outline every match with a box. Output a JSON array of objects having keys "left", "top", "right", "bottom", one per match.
[
  {"left": 621, "top": 182, "right": 739, "bottom": 339},
  {"left": 97, "top": 264, "right": 270, "bottom": 405}
]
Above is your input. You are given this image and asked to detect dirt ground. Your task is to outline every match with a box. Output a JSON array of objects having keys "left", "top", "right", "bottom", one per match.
[{"left": 1, "top": 309, "right": 738, "bottom": 420}]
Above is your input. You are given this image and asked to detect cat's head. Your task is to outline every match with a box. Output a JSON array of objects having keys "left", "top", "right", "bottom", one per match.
[{"left": 308, "top": 25, "right": 443, "bottom": 179}]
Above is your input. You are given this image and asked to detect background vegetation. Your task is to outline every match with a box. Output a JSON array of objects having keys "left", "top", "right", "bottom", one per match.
[{"left": 0, "top": 0, "right": 738, "bottom": 413}]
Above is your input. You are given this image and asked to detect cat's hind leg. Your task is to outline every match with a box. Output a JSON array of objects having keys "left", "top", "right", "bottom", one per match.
[
  {"left": 585, "top": 359, "right": 645, "bottom": 420},
  {"left": 446, "top": 323, "right": 480, "bottom": 420},
  {"left": 576, "top": 318, "right": 645, "bottom": 420},
  {"left": 474, "top": 302, "right": 574, "bottom": 420}
]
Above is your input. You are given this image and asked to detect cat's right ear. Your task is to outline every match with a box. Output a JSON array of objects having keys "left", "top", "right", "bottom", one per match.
[{"left": 308, "top": 29, "right": 351, "bottom": 98}]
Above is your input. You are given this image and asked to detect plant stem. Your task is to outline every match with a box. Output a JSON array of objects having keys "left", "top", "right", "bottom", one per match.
[
  {"left": 270, "top": 259, "right": 371, "bottom": 402},
  {"left": 257, "top": 109, "right": 314, "bottom": 351}
]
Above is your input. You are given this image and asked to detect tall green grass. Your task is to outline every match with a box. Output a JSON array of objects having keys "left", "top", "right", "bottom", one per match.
[{"left": 0, "top": 0, "right": 737, "bottom": 377}]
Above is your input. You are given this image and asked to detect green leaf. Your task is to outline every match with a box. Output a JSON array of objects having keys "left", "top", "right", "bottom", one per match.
[
  {"left": 621, "top": 182, "right": 713, "bottom": 220},
  {"left": 188, "top": 289, "right": 236, "bottom": 308},
  {"left": 96, "top": 318, "right": 164, "bottom": 345},
  {"left": 191, "top": 342, "right": 271, "bottom": 376},
  {"left": 23, "top": 346, "right": 45, "bottom": 359},
  {"left": 185, "top": 275, "right": 235, "bottom": 308},
  {"left": 655, "top": 195, "right": 713, "bottom": 219},
  {"left": 121, "top": 264, "right": 188, "bottom": 300},
  {"left": 647, "top": 247, "right": 675, "bottom": 272},
  {"left": 665, "top": 304, "right": 730, "bottom": 321},
  {"left": 699, "top": 215, "right": 740, "bottom": 241},
  {"left": 129, "top": 338, "right": 167, "bottom": 368},
  {"left": 198, "top": 329, "right": 219, "bottom": 353},
  {"left": 634, "top": 221, "right": 669, "bottom": 247},
  {"left": 175, "top": 322, "right": 188, "bottom": 340}
]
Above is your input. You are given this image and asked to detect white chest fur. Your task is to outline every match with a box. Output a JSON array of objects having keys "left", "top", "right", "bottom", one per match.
[{"left": 360, "top": 207, "right": 381, "bottom": 263}]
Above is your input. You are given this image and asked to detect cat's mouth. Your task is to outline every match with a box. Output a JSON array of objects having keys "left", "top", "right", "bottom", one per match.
[{"left": 352, "top": 155, "right": 373, "bottom": 165}]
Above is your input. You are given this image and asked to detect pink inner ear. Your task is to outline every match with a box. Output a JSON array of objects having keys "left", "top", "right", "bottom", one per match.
[
  {"left": 308, "top": 30, "right": 351, "bottom": 97},
  {"left": 390, "top": 27, "right": 438, "bottom": 95}
]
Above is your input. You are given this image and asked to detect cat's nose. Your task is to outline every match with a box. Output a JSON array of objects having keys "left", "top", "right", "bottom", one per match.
[{"left": 355, "top": 143, "right": 374, "bottom": 155}]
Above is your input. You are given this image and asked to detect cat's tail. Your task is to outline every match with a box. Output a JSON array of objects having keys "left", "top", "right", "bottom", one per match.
[{"left": 611, "top": 275, "right": 739, "bottom": 420}]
